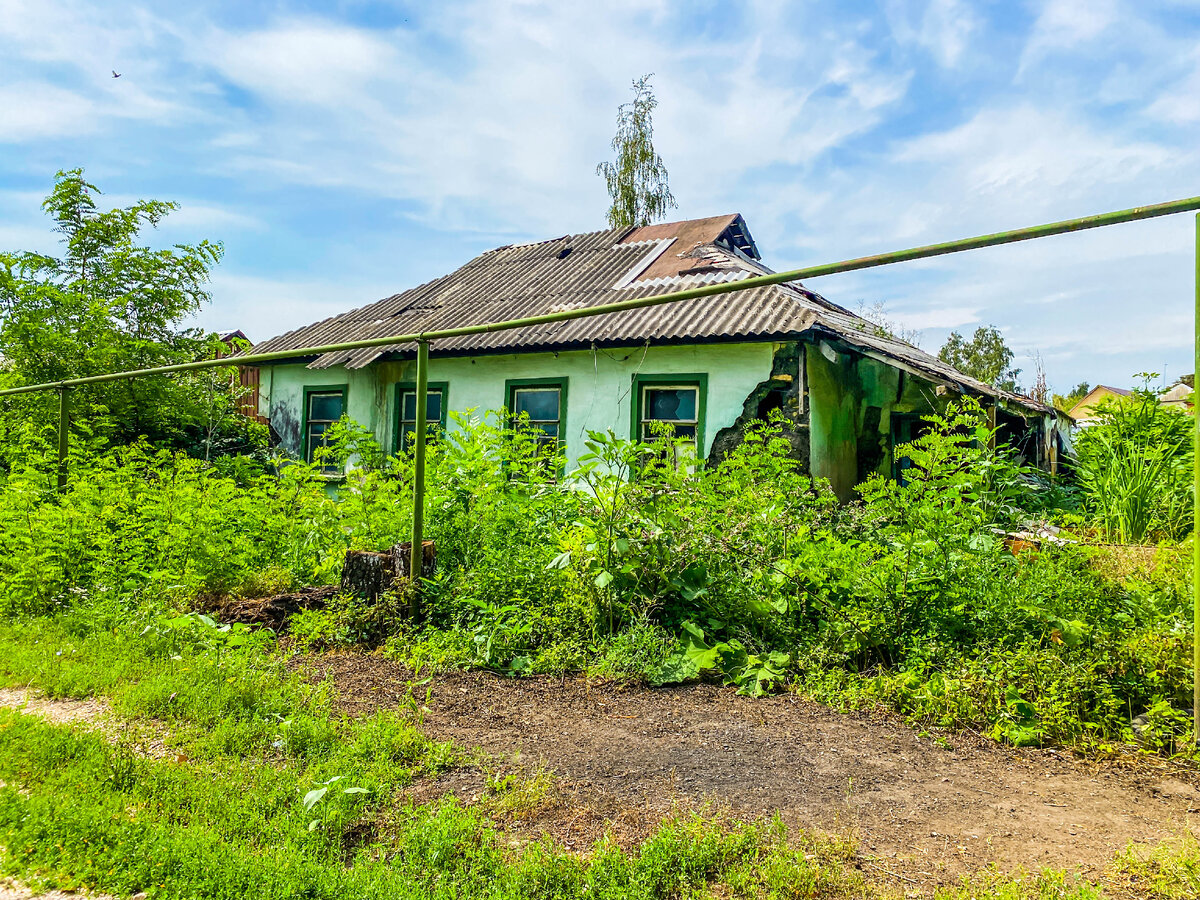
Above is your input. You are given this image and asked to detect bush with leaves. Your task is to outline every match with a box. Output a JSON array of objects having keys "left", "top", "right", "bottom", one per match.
[
  {"left": 0, "top": 169, "right": 265, "bottom": 459},
  {"left": 1071, "top": 380, "right": 1192, "bottom": 543},
  {"left": 0, "top": 397, "right": 1195, "bottom": 756}
]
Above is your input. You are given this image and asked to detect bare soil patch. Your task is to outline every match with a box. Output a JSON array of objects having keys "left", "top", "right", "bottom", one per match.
[
  {"left": 0, "top": 879, "right": 113, "bottom": 900},
  {"left": 0, "top": 878, "right": 117, "bottom": 900},
  {"left": 0, "top": 689, "right": 108, "bottom": 728},
  {"left": 299, "top": 652, "right": 1200, "bottom": 884},
  {"left": 0, "top": 689, "right": 173, "bottom": 761}
]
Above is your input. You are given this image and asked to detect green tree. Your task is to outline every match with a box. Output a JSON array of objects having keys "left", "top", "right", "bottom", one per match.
[
  {"left": 596, "top": 74, "right": 677, "bottom": 229},
  {"left": 938, "top": 325, "right": 1022, "bottom": 392},
  {"left": 0, "top": 169, "right": 258, "bottom": 454},
  {"left": 1052, "top": 382, "right": 1091, "bottom": 412}
]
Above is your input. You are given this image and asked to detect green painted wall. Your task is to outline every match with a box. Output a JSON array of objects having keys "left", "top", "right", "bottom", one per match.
[
  {"left": 806, "top": 340, "right": 938, "bottom": 499},
  {"left": 262, "top": 342, "right": 777, "bottom": 470}
]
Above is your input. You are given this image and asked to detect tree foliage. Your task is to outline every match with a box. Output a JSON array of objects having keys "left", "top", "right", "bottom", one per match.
[
  {"left": 1053, "top": 382, "right": 1091, "bottom": 412},
  {"left": 0, "top": 169, "right": 261, "bottom": 455},
  {"left": 596, "top": 74, "right": 677, "bottom": 229},
  {"left": 938, "top": 325, "right": 1022, "bottom": 392}
]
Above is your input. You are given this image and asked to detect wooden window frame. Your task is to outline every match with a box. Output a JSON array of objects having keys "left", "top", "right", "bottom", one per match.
[
  {"left": 505, "top": 377, "right": 568, "bottom": 454},
  {"left": 394, "top": 381, "right": 449, "bottom": 454},
  {"left": 302, "top": 385, "right": 348, "bottom": 472},
  {"left": 630, "top": 373, "right": 708, "bottom": 462}
]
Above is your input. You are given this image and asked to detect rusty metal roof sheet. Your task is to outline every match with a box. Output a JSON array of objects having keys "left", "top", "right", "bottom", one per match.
[{"left": 251, "top": 215, "right": 1056, "bottom": 416}]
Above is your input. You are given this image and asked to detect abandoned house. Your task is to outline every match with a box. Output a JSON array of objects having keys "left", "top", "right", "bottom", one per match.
[{"left": 249, "top": 214, "right": 1069, "bottom": 498}]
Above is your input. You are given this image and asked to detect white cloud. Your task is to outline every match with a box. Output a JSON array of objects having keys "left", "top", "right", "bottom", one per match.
[
  {"left": 0, "top": 223, "right": 59, "bottom": 254},
  {"left": 163, "top": 204, "right": 263, "bottom": 232},
  {"left": 101, "top": 195, "right": 264, "bottom": 233},
  {"left": 0, "top": 0, "right": 204, "bottom": 145},
  {"left": 0, "top": 83, "right": 98, "bottom": 142},
  {"left": 1146, "top": 47, "right": 1200, "bottom": 125},
  {"left": 196, "top": 272, "right": 397, "bottom": 344},
  {"left": 894, "top": 105, "right": 1172, "bottom": 204},
  {"left": 887, "top": 0, "right": 980, "bottom": 68},
  {"left": 1020, "top": 0, "right": 1119, "bottom": 69},
  {"left": 895, "top": 305, "right": 981, "bottom": 331},
  {"left": 212, "top": 21, "right": 405, "bottom": 109},
  {"left": 181, "top": 3, "right": 914, "bottom": 237}
]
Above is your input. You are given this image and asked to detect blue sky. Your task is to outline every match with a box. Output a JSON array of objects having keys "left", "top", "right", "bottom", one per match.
[{"left": 2, "top": 0, "right": 1198, "bottom": 394}]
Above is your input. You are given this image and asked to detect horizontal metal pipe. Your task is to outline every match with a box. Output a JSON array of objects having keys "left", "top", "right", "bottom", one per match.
[{"left": 1, "top": 195, "right": 1197, "bottom": 398}]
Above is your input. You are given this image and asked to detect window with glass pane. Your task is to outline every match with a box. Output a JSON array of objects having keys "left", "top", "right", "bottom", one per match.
[
  {"left": 305, "top": 389, "right": 345, "bottom": 471},
  {"left": 639, "top": 385, "right": 700, "bottom": 461},
  {"left": 397, "top": 388, "right": 444, "bottom": 450},
  {"left": 511, "top": 385, "right": 561, "bottom": 450}
]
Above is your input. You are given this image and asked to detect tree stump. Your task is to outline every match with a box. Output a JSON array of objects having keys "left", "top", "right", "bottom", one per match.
[
  {"left": 339, "top": 540, "right": 436, "bottom": 602},
  {"left": 395, "top": 539, "right": 437, "bottom": 583}
]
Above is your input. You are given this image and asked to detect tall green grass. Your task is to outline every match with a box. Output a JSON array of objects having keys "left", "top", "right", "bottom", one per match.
[{"left": 1072, "top": 386, "right": 1193, "bottom": 544}]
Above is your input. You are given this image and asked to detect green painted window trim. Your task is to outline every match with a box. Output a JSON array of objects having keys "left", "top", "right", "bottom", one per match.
[
  {"left": 630, "top": 373, "right": 708, "bottom": 457},
  {"left": 394, "top": 381, "right": 450, "bottom": 454},
  {"left": 302, "top": 384, "right": 349, "bottom": 471},
  {"left": 505, "top": 376, "right": 569, "bottom": 449}
]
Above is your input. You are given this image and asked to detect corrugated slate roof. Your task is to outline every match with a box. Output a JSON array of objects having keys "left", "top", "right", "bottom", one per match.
[{"left": 251, "top": 216, "right": 1055, "bottom": 416}]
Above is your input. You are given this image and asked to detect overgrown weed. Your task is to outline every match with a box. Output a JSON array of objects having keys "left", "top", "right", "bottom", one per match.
[{"left": 0, "top": 399, "right": 1196, "bottom": 761}]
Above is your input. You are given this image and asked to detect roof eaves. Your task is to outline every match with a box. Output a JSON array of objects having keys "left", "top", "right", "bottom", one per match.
[{"left": 805, "top": 317, "right": 1059, "bottom": 417}]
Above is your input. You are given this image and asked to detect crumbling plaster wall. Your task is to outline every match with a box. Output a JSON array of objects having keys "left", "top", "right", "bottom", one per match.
[
  {"left": 707, "top": 342, "right": 810, "bottom": 467},
  {"left": 262, "top": 363, "right": 396, "bottom": 457}
]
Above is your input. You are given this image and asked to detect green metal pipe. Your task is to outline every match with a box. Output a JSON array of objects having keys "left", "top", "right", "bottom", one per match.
[
  {"left": 1194, "top": 213, "right": 1199, "bottom": 747},
  {"left": 410, "top": 340, "right": 429, "bottom": 609},
  {"left": 1, "top": 195, "right": 1198, "bottom": 399},
  {"left": 56, "top": 388, "right": 69, "bottom": 493}
]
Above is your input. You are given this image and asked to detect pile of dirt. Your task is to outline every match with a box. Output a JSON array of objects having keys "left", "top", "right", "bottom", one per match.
[
  {"left": 200, "top": 585, "right": 337, "bottom": 632},
  {"left": 297, "top": 652, "right": 1200, "bottom": 886}
]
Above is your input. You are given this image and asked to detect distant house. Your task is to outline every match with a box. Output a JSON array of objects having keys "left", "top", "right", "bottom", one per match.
[
  {"left": 1158, "top": 381, "right": 1194, "bottom": 413},
  {"left": 251, "top": 214, "right": 1069, "bottom": 498},
  {"left": 1068, "top": 382, "right": 1194, "bottom": 425},
  {"left": 216, "top": 330, "right": 268, "bottom": 425},
  {"left": 1067, "top": 385, "right": 1133, "bottom": 425}
]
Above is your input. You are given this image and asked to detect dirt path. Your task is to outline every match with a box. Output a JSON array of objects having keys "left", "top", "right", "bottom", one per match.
[
  {"left": 0, "top": 880, "right": 115, "bottom": 900},
  {"left": 0, "top": 689, "right": 173, "bottom": 760},
  {"left": 303, "top": 653, "right": 1200, "bottom": 883},
  {"left": 0, "top": 689, "right": 108, "bottom": 727}
]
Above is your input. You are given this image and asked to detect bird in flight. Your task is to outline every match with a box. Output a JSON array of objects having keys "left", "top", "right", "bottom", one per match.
[{"left": 112, "top": 70, "right": 121, "bottom": 78}]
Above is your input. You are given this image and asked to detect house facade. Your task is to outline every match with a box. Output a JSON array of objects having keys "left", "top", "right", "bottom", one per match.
[
  {"left": 1067, "top": 385, "right": 1133, "bottom": 425},
  {"left": 251, "top": 214, "right": 1068, "bottom": 498},
  {"left": 1067, "top": 382, "right": 1194, "bottom": 427}
]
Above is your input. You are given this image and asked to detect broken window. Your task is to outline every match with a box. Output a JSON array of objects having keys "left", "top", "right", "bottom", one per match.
[
  {"left": 304, "top": 387, "right": 346, "bottom": 472},
  {"left": 395, "top": 383, "right": 447, "bottom": 452},
  {"left": 635, "top": 376, "right": 705, "bottom": 467},
  {"left": 507, "top": 379, "right": 566, "bottom": 455}
]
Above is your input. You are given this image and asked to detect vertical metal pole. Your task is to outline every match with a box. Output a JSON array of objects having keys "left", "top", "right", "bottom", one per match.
[
  {"left": 56, "top": 388, "right": 69, "bottom": 493},
  {"left": 1193, "top": 213, "right": 1199, "bottom": 747},
  {"left": 410, "top": 340, "right": 429, "bottom": 592}
]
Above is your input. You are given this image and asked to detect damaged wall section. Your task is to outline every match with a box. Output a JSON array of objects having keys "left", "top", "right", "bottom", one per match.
[
  {"left": 708, "top": 342, "right": 810, "bottom": 469},
  {"left": 806, "top": 338, "right": 945, "bottom": 500}
]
